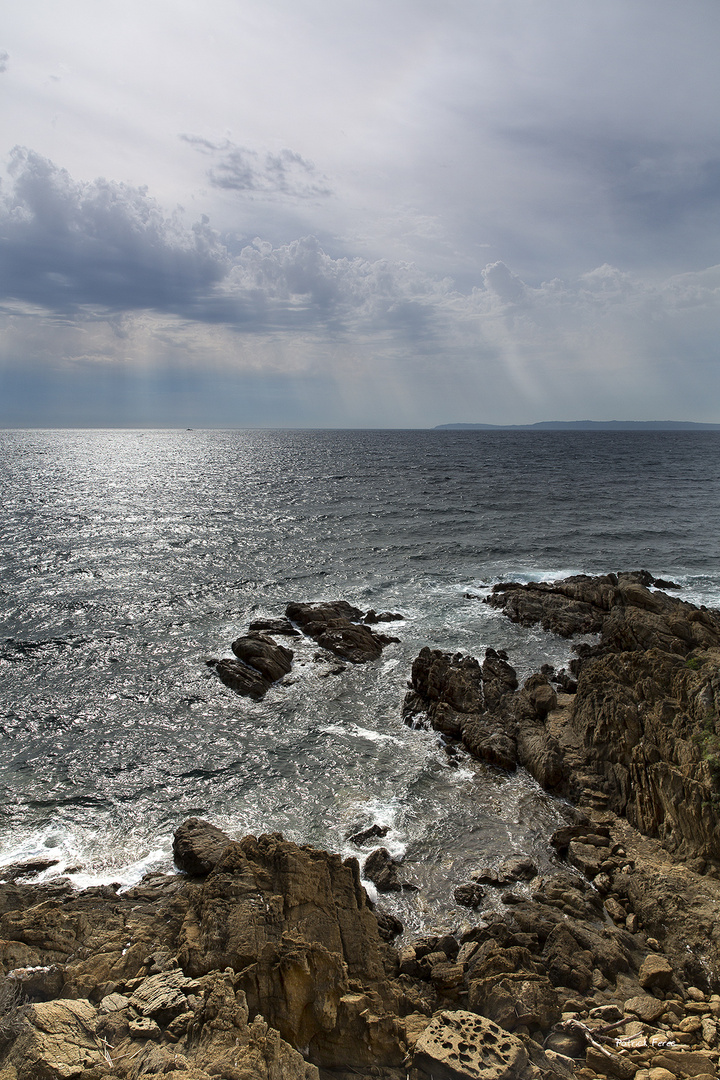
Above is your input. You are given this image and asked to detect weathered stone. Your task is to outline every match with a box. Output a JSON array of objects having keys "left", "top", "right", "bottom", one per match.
[
  {"left": 624, "top": 994, "right": 667, "bottom": 1023},
  {"left": 248, "top": 617, "right": 300, "bottom": 636},
  {"left": 173, "top": 817, "right": 232, "bottom": 876},
  {"left": 129, "top": 969, "right": 195, "bottom": 1023},
  {"left": 285, "top": 601, "right": 390, "bottom": 662},
  {"left": 206, "top": 656, "right": 271, "bottom": 699},
  {"left": 5, "top": 998, "right": 104, "bottom": 1080},
  {"left": 651, "top": 1049, "right": 717, "bottom": 1076},
  {"left": 454, "top": 882, "right": 485, "bottom": 908},
  {"left": 638, "top": 953, "right": 674, "bottom": 991},
  {"left": 411, "top": 1009, "right": 532, "bottom": 1080},
  {"left": 363, "top": 847, "right": 402, "bottom": 892},
  {"left": 230, "top": 632, "right": 293, "bottom": 681}
]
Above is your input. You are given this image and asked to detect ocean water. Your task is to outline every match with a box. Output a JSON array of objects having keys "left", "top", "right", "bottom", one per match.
[{"left": 1, "top": 428, "right": 720, "bottom": 933}]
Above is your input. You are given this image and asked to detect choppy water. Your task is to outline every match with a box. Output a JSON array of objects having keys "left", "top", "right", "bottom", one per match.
[{"left": 1, "top": 428, "right": 720, "bottom": 932}]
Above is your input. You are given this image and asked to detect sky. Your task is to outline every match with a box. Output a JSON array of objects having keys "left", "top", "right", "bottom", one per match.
[{"left": 1, "top": 0, "right": 720, "bottom": 428}]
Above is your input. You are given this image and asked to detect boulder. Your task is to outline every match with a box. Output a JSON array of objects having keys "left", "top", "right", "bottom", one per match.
[
  {"left": 173, "top": 818, "right": 232, "bottom": 876},
  {"left": 206, "top": 657, "right": 272, "bottom": 699},
  {"left": 4, "top": 998, "right": 105, "bottom": 1080},
  {"left": 248, "top": 617, "right": 301, "bottom": 636},
  {"left": 411, "top": 1010, "right": 533, "bottom": 1080},
  {"left": 363, "top": 847, "right": 402, "bottom": 892}
]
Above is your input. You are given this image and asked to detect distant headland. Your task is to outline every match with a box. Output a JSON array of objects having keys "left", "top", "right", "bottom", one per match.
[{"left": 435, "top": 420, "right": 720, "bottom": 431}]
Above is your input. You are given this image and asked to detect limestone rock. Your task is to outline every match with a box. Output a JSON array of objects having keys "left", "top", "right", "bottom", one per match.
[{"left": 411, "top": 1009, "right": 533, "bottom": 1080}]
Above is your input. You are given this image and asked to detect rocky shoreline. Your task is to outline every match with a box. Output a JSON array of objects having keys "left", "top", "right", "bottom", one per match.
[{"left": 1, "top": 573, "right": 720, "bottom": 1079}]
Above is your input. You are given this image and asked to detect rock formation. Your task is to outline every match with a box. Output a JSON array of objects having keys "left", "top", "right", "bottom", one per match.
[
  {"left": 407, "top": 572, "right": 720, "bottom": 866},
  {"left": 3, "top": 573, "right": 720, "bottom": 1079},
  {"left": 207, "top": 601, "right": 402, "bottom": 699}
]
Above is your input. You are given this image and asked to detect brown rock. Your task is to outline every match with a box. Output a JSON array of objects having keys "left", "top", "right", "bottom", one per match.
[
  {"left": 411, "top": 1009, "right": 532, "bottom": 1079},
  {"left": 285, "top": 601, "right": 390, "bottom": 662},
  {"left": 638, "top": 953, "right": 674, "bottom": 991},
  {"left": 230, "top": 632, "right": 293, "bottom": 681},
  {"left": 173, "top": 817, "right": 232, "bottom": 876}
]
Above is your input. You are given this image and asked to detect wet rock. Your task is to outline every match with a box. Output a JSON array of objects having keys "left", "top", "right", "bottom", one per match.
[
  {"left": 248, "top": 616, "right": 301, "bottom": 636},
  {"left": 0, "top": 859, "right": 60, "bottom": 883},
  {"left": 374, "top": 908, "right": 403, "bottom": 942},
  {"left": 346, "top": 823, "right": 390, "bottom": 845},
  {"left": 363, "top": 609, "right": 404, "bottom": 623},
  {"left": 363, "top": 847, "right": 402, "bottom": 892},
  {"left": 286, "top": 601, "right": 392, "bottom": 662},
  {"left": 230, "top": 632, "right": 294, "bottom": 681},
  {"left": 499, "top": 856, "right": 537, "bottom": 882},
  {"left": 206, "top": 656, "right": 272, "bottom": 699},
  {"left": 172, "top": 817, "right": 232, "bottom": 876},
  {"left": 454, "top": 882, "right": 486, "bottom": 908}
]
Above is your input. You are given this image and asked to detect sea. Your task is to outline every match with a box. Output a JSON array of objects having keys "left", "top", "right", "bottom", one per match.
[{"left": 1, "top": 428, "right": 720, "bottom": 934}]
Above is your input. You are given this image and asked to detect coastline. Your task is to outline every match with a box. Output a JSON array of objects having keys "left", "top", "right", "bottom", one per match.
[{"left": 2, "top": 572, "right": 720, "bottom": 1077}]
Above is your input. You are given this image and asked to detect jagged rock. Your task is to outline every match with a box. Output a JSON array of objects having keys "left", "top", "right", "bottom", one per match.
[
  {"left": 363, "top": 847, "right": 402, "bottom": 892},
  {"left": 129, "top": 969, "right": 197, "bottom": 1023},
  {"left": 411, "top": 1010, "right": 534, "bottom": 1079},
  {"left": 405, "top": 647, "right": 484, "bottom": 715},
  {"left": 454, "top": 882, "right": 485, "bottom": 907},
  {"left": 499, "top": 857, "right": 537, "bottom": 882},
  {"left": 0, "top": 859, "right": 60, "bottom": 882},
  {"left": 363, "top": 609, "right": 404, "bottom": 623},
  {"left": 4, "top": 998, "right": 105, "bottom": 1080},
  {"left": 173, "top": 817, "right": 232, "bottom": 876},
  {"left": 230, "top": 632, "right": 294, "bottom": 681},
  {"left": 285, "top": 601, "right": 391, "bottom": 662},
  {"left": 461, "top": 715, "right": 518, "bottom": 771},
  {"left": 177, "top": 833, "right": 403, "bottom": 1068},
  {"left": 346, "top": 823, "right": 390, "bottom": 845},
  {"left": 487, "top": 572, "right": 720, "bottom": 864}
]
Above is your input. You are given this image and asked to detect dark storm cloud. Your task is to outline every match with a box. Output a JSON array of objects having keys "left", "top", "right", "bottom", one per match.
[
  {"left": 0, "top": 150, "right": 441, "bottom": 338},
  {"left": 0, "top": 148, "right": 230, "bottom": 317},
  {"left": 180, "top": 136, "right": 332, "bottom": 198}
]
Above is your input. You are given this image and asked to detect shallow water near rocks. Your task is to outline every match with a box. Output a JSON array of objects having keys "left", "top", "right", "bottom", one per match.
[{"left": 2, "top": 428, "right": 720, "bottom": 932}]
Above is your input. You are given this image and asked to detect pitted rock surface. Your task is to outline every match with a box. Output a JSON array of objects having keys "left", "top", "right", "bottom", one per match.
[{"left": 411, "top": 1010, "right": 532, "bottom": 1079}]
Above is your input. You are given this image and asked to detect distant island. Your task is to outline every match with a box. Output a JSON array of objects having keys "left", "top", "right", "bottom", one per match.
[{"left": 435, "top": 420, "right": 720, "bottom": 431}]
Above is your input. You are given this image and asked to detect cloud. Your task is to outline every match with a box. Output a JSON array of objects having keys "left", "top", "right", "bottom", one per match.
[
  {"left": 181, "top": 135, "right": 332, "bottom": 198},
  {"left": 2, "top": 150, "right": 720, "bottom": 426},
  {"left": 0, "top": 148, "right": 229, "bottom": 317},
  {"left": 0, "top": 51, "right": 8, "bottom": 74}
]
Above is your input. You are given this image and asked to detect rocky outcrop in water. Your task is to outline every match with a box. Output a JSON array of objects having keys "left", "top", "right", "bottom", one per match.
[
  {"left": 407, "top": 572, "right": 720, "bottom": 868},
  {"left": 207, "top": 601, "right": 402, "bottom": 699},
  {"left": 285, "top": 600, "right": 400, "bottom": 662}
]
